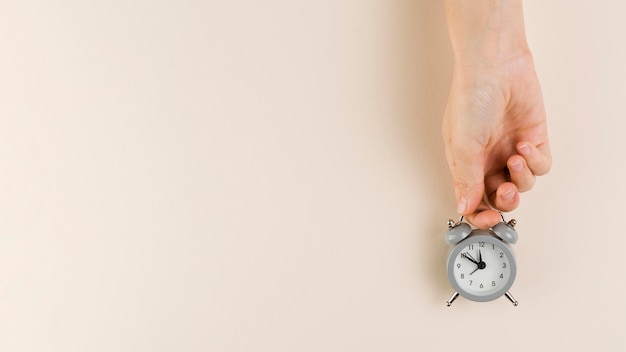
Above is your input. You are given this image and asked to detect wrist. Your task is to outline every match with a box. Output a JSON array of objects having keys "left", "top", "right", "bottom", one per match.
[{"left": 445, "top": 0, "right": 530, "bottom": 69}]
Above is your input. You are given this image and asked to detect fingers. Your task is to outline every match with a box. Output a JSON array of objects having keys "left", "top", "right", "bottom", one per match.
[
  {"left": 517, "top": 142, "right": 552, "bottom": 176},
  {"left": 454, "top": 175, "right": 484, "bottom": 217},
  {"left": 465, "top": 182, "right": 520, "bottom": 229},
  {"left": 507, "top": 155, "right": 535, "bottom": 192},
  {"left": 488, "top": 182, "right": 520, "bottom": 212},
  {"left": 448, "top": 145, "right": 486, "bottom": 216},
  {"left": 484, "top": 172, "right": 519, "bottom": 211},
  {"left": 448, "top": 140, "right": 552, "bottom": 223},
  {"left": 503, "top": 141, "right": 550, "bottom": 194},
  {"left": 465, "top": 208, "right": 502, "bottom": 229}
]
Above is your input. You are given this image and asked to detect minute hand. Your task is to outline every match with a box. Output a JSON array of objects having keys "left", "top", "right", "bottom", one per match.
[{"left": 461, "top": 252, "right": 479, "bottom": 265}]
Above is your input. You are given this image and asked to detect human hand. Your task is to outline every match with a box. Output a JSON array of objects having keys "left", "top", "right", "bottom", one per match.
[
  {"left": 442, "top": 0, "right": 552, "bottom": 228},
  {"left": 443, "top": 51, "right": 551, "bottom": 228}
]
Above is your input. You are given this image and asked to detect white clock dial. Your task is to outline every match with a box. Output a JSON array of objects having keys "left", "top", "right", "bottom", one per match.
[{"left": 453, "top": 241, "right": 511, "bottom": 295}]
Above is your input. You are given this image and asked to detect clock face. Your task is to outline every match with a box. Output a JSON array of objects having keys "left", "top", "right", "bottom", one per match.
[{"left": 447, "top": 234, "right": 516, "bottom": 302}]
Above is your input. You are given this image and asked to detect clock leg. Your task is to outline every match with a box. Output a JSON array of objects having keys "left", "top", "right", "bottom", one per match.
[
  {"left": 504, "top": 291, "right": 518, "bottom": 306},
  {"left": 446, "top": 292, "right": 460, "bottom": 306}
]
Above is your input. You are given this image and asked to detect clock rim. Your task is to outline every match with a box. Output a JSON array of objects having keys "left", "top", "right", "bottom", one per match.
[{"left": 446, "top": 232, "right": 517, "bottom": 302}]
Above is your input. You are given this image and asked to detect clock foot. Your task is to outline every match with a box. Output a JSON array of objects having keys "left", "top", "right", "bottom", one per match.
[
  {"left": 504, "top": 291, "right": 518, "bottom": 306},
  {"left": 446, "top": 292, "right": 460, "bottom": 306}
]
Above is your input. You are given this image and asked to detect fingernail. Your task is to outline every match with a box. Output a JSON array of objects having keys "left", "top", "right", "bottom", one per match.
[
  {"left": 519, "top": 144, "right": 531, "bottom": 156},
  {"left": 502, "top": 190, "right": 515, "bottom": 201},
  {"left": 457, "top": 197, "right": 467, "bottom": 214},
  {"left": 510, "top": 161, "right": 523, "bottom": 172}
]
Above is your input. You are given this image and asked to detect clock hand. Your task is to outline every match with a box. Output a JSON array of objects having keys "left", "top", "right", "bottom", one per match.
[
  {"left": 476, "top": 249, "right": 487, "bottom": 270},
  {"left": 461, "top": 252, "right": 479, "bottom": 265},
  {"left": 469, "top": 267, "right": 479, "bottom": 275}
]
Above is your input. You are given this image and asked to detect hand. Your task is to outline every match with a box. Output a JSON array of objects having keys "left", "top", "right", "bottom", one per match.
[
  {"left": 443, "top": 0, "right": 552, "bottom": 229},
  {"left": 443, "top": 52, "right": 551, "bottom": 228}
]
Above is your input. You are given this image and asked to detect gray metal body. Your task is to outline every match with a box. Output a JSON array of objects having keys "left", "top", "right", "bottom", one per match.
[{"left": 446, "top": 229, "right": 517, "bottom": 302}]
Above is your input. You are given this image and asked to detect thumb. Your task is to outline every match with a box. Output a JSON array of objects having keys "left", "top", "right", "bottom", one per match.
[{"left": 450, "top": 151, "right": 485, "bottom": 216}]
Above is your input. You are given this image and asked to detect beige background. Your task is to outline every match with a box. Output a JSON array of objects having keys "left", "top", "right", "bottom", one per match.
[{"left": 1, "top": 1, "right": 624, "bottom": 351}]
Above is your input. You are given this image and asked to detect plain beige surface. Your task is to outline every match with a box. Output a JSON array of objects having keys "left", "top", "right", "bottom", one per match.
[{"left": 1, "top": 1, "right": 625, "bottom": 351}]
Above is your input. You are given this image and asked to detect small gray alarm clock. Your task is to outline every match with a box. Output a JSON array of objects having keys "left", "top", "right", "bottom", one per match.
[{"left": 444, "top": 216, "right": 519, "bottom": 306}]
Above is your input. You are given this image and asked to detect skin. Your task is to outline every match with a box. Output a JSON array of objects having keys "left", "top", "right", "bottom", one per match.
[{"left": 443, "top": 0, "right": 552, "bottom": 228}]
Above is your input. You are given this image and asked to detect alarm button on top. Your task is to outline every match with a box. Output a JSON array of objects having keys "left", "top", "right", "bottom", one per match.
[{"left": 445, "top": 222, "right": 471, "bottom": 245}]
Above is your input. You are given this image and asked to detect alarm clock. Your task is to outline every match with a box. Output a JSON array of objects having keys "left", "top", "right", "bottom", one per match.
[{"left": 444, "top": 216, "right": 519, "bottom": 306}]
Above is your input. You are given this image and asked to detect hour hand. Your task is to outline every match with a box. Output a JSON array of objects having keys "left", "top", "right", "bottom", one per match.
[{"left": 461, "top": 252, "right": 479, "bottom": 265}]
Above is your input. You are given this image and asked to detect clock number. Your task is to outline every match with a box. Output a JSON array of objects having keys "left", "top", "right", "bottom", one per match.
[
  {"left": 479, "top": 283, "right": 484, "bottom": 289},
  {"left": 469, "top": 280, "right": 473, "bottom": 286},
  {"left": 479, "top": 242, "right": 485, "bottom": 247},
  {"left": 502, "top": 263, "right": 507, "bottom": 268},
  {"left": 460, "top": 273, "right": 464, "bottom": 279},
  {"left": 499, "top": 273, "right": 504, "bottom": 279},
  {"left": 457, "top": 263, "right": 461, "bottom": 269},
  {"left": 499, "top": 252, "right": 504, "bottom": 258},
  {"left": 492, "top": 281, "right": 496, "bottom": 286},
  {"left": 468, "top": 244, "right": 474, "bottom": 250},
  {"left": 492, "top": 244, "right": 495, "bottom": 250}
]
